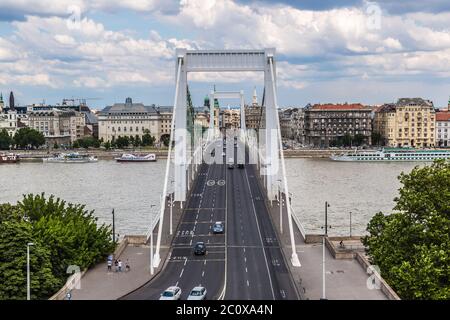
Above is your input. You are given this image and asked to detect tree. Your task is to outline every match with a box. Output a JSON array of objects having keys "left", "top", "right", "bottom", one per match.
[
  {"left": 161, "top": 135, "right": 170, "bottom": 147},
  {"left": 363, "top": 160, "right": 450, "bottom": 299},
  {"left": 115, "top": 136, "right": 129, "bottom": 148},
  {"left": 72, "top": 141, "right": 80, "bottom": 149},
  {"left": 0, "top": 194, "right": 115, "bottom": 299},
  {"left": 342, "top": 133, "right": 353, "bottom": 147},
  {"left": 371, "top": 132, "right": 383, "bottom": 146},
  {"left": 53, "top": 142, "right": 59, "bottom": 149},
  {"left": 103, "top": 141, "right": 111, "bottom": 150},
  {"left": 0, "top": 129, "right": 12, "bottom": 150},
  {"left": 141, "top": 130, "right": 155, "bottom": 147},
  {"left": 353, "top": 133, "right": 366, "bottom": 146},
  {"left": 13, "top": 128, "right": 45, "bottom": 149},
  {"left": 134, "top": 135, "right": 142, "bottom": 147}
]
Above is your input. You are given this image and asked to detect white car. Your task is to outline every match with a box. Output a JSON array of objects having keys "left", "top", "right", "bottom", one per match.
[
  {"left": 159, "top": 286, "right": 182, "bottom": 300},
  {"left": 187, "top": 286, "right": 207, "bottom": 300}
]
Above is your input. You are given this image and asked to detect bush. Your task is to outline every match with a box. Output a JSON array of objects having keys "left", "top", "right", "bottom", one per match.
[{"left": 0, "top": 194, "right": 115, "bottom": 299}]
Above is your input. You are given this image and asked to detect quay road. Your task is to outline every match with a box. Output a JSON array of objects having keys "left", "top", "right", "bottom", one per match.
[{"left": 123, "top": 138, "right": 298, "bottom": 300}]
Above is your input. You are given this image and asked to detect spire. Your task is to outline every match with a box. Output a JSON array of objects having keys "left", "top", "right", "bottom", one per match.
[
  {"left": 252, "top": 86, "right": 258, "bottom": 106},
  {"left": 0, "top": 92, "right": 3, "bottom": 103},
  {"left": 9, "top": 91, "right": 15, "bottom": 110}
]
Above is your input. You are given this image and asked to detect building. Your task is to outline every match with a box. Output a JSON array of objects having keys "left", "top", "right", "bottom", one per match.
[
  {"left": 98, "top": 97, "right": 173, "bottom": 143},
  {"left": 9, "top": 91, "right": 14, "bottom": 110},
  {"left": 28, "top": 109, "right": 86, "bottom": 145},
  {"left": 0, "top": 109, "right": 19, "bottom": 137},
  {"left": 245, "top": 87, "right": 263, "bottom": 130},
  {"left": 204, "top": 95, "right": 220, "bottom": 128},
  {"left": 220, "top": 108, "right": 241, "bottom": 129},
  {"left": 304, "top": 103, "right": 372, "bottom": 148},
  {"left": 436, "top": 98, "right": 450, "bottom": 147},
  {"left": 279, "top": 107, "right": 305, "bottom": 143},
  {"left": 374, "top": 98, "right": 436, "bottom": 148}
]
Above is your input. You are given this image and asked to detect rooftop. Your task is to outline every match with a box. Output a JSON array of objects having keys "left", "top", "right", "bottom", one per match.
[
  {"left": 309, "top": 103, "right": 368, "bottom": 111},
  {"left": 436, "top": 111, "right": 450, "bottom": 121}
]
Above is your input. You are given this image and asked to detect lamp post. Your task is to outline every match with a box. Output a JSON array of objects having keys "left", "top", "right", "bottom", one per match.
[
  {"left": 27, "top": 242, "right": 34, "bottom": 300},
  {"left": 150, "top": 204, "right": 156, "bottom": 275},
  {"left": 349, "top": 211, "right": 352, "bottom": 238},
  {"left": 112, "top": 209, "right": 116, "bottom": 245},
  {"left": 321, "top": 201, "right": 330, "bottom": 300},
  {"left": 170, "top": 180, "right": 174, "bottom": 235}
]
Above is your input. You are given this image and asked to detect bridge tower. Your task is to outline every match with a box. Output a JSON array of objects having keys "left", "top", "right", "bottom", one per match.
[{"left": 153, "top": 49, "right": 300, "bottom": 268}]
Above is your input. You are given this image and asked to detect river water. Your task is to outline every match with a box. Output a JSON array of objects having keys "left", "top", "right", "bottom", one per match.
[{"left": 0, "top": 159, "right": 419, "bottom": 236}]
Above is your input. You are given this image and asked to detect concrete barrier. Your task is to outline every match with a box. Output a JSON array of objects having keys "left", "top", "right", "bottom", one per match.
[
  {"left": 49, "top": 270, "right": 87, "bottom": 300},
  {"left": 355, "top": 252, "right": 401, "bottom": 300}
]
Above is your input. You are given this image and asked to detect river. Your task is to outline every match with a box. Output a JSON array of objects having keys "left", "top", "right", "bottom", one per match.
[{"left": 0, "top": 159, "right": 420, "bottom": 236}]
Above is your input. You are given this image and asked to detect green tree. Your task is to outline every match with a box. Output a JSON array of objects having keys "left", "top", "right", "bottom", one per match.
[
  {"left": 141, "top": 130, "right": 155, "bottom": 147},
  {"left": 115, "top": 136, "right": 129, "bottom": 148},
  {"left": 53, "top": 142, "right": 59, "bottom": 149},
  {"left": 363, "top": 160, "right": 450, "bottom": 299},
  {"left": 342, "top": 133, "right": 353, "bottom": 147},
  {"left": 353, "top": 133, "right": 366, "bottom": 146},
  {"left": 72, "top": 140, "right": 80, "bottom": 149},
  {"left": 103, "top": 141, "right": 111, "bottom": 150},
  {"left": 0, "top": 194, "right": 115, "bottom": 299},
  {"left": 13, "top": 128, "right": 45, "bottom": 149},
  {"left": 129, "top": 135, "right": 135, "bottom": 147},
  {"left": 134, "top": 135, "right": 142, "bottom": 147},
  {"left": 0, "top": 128, "right": 12, "bottom": 150},
  {"left": 161, "top": 135, "right": 170, "bottom": 147},
  {"left": 371, "top": 132, "right": 383, "bottom": 146}
]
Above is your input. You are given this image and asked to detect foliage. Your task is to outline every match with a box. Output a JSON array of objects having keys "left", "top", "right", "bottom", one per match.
[
  {"left": 13, "top": 128, "right": 45, "bottom": 149},
  {"left": 0, "top": 128, "right": 12, "bottom": 150},
  {"left": 371, "top": 132, "right": 383, "bottom": 146},
  {"left": 53, "top": 142, "right": 59, "bottom": 150},
  {"left": 73, "top": 137, "right": 100, "bottom": 149},
  {"left": 161, "top": 134, "right": 170, "bottom": 147},
  {"left": 103, "top": 141, "right": 111, "bottom": 150},
  {"left": 115, "top": 136, "right": 129, "bottom": 148},
  {"left": 142, "top": 130, "right": 155, "bottom": 147},
  {"left": 363, "top": 160, "right": 450, "bottom": 299},
  {"left": 0, "top": 194, "right": 115, "bottom": 299}
]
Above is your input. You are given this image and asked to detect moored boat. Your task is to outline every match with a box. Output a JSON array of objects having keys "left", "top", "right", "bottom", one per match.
[
  {"left": 0, "top": 153, "right": 19, "bottom": 164},
  {"left": 115, "top": 153, "right": 157, "bottom": 162},
  {"left": 330, "top": 148, "right": 450, "bottom": 162},
  {"left": 43, "top": 152, "right": 98, "bottom": 163}
]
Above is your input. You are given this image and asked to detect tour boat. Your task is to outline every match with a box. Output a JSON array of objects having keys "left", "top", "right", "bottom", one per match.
[
  {"left": 0, "top": 153, "right": 19, "bottom": 164},
  {"left": 330, "top": 148, "right": 450, "bottom": 162},
  {"left": 115, "top": 153, "right": 157, "bottom": 162},
  {"left": 43, "top": 152, "right": 98, "bottom": 163}
]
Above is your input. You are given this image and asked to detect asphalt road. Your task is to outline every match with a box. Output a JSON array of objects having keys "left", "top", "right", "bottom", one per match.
[{"left": 123, "top": 136, "right": 298, "bottom": 300}]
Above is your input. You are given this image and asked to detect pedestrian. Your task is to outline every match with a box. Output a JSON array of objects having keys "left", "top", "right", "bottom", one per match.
[
  {"left": 114, "top": 259, "right": 119, "bottom": 272},
  {"left": 118, "top": 259, "right": 122, "bottom": 272},
  {"left": 107, "top": 259, "right": 112, "bottom": 272},
  {"left": 125, "top": 259, "right": 130, "bottom": 272}
]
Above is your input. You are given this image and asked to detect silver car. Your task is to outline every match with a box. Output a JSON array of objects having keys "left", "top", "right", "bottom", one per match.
[
  {"left": 187, "top": 286, "right": 207, "bottom": 300},
  {"left": 159, "top": 286, "right": 182, "bottom": 300}
]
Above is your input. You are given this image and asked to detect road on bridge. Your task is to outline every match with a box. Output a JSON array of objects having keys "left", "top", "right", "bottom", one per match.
[{"left": 122, "top": 137, "right": 298, "bottom": 300}]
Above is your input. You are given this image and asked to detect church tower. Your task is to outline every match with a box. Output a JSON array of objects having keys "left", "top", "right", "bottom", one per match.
[
  {"left": 9, "top": 91, "right": 15, "bottom": 111},
  {"left": 0, "top": 92, "right": 4, "bottom": 113},
  {"left": 252, "top": 86, "right": 258, "bottom": 106}
]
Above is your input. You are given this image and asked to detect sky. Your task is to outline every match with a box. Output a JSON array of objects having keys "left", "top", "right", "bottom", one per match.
[{"left": 0, "top": 0, "right": 449, "bottom": 110}]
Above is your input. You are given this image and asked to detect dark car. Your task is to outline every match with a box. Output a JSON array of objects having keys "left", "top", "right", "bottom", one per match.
[
  {"left": 193, "top": 242, "right": 206, "bottom": 255},
  {"left": 228, "top": 164, "right": 234, "bottom": 169},
  {"left": 212, "top": 221, "right": 224, "bottom": 234},
  {"left": 237, "top": 163, "right": 244, "bottom": 169}
]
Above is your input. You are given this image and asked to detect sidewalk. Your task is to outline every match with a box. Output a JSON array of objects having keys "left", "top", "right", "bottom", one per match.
[
  {"left": 267, "top": 194, "right": 387, "bottom": 300},
  {"left": 70, "top": 199, "right": 184, "bottom": 300}
]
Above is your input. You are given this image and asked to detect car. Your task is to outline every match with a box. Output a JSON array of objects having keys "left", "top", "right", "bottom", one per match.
[
  {"left": 237, "top": 163, "right": 244, "bottom": 169},
  {"left": 193, "top": 242, "right": 206, "bottom": 255},
  {"left": 159, "top": 286, "right": 181, "bottom": 300},
  {"left": 222, "top": 152, "right": 226, "bottom": 157},
  {"left": 187, "top": 286, "right": 207, "bottom": 300},
  {"left": 212, "top": 221, "right": 224, "bottom": 234},
  {"left": 228, "top": 164, "right": 234, "bottom": 169}
]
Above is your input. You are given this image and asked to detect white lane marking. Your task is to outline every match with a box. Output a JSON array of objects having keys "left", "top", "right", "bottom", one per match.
[
  {"left": 244, "top": 167, "right": 276, "bottom": 301},
  {"left": 204, "top": 260, "right": 207, "bottom": 266},
  {"left": 246, "top": 280, "right": 250, "bottom": 287},
  {"left": 175, "top": 281, "right": 179, "bottom": 287},
  {"left": 244, "top": 257, "right": 247, "bottom": 263},
  {"left": 202, "top": 271, "right": 205, "bottom": 277},
  {"left": 184, "top": 258, "right": 187, "bottom": 266},
  {"left": 189, "top": 239, "right": 193, "bottom": 246},
  {"left": 179, "top": 269, "right": 184, "bottom": 278},
  {"left": 243, "top": 248, "right": 246, "bottom": 253},
  {"left": 245, "top": 267, "right": 248, "bottom": 273}
]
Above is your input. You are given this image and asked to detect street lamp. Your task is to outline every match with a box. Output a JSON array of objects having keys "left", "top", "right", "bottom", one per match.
[
  {"left": 320, "top": 201, "right": 331, "bottom": 300},
  {"left": 349, "top": 211, "right": 352, "bottom": 238},
  {"left": 169, "top": 180, "right": 175, "bottom": 235},
  {"left": 277, "top": 179, "right": 283, "bottom": 234},
  {"left": 112, "top": 209, "right": 116, "bottom": 245},
  {"left": 149, "top": 203, "right": 157, "bottom": 275},
  {"left": 27, "top": 242, "right": 34, "bottom": 300}
]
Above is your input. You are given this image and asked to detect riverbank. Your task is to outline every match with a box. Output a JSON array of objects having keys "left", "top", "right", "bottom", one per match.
[{"left": 13, "top": 148, "right": 352, "bottom": 160}]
